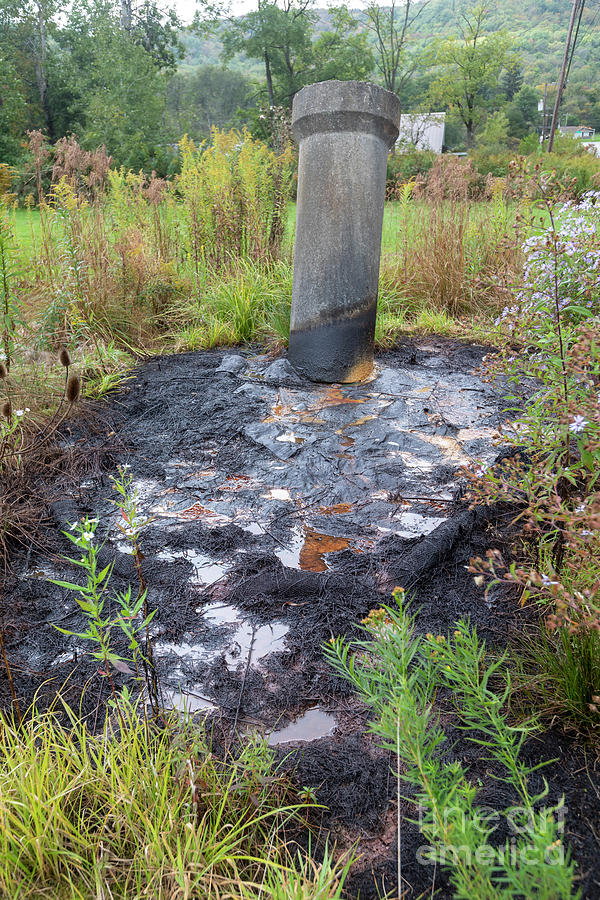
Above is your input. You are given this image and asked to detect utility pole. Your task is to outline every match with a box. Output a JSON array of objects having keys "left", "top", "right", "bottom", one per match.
[{"left": 548, "top": 0, "right": 585, "bottom": 152}]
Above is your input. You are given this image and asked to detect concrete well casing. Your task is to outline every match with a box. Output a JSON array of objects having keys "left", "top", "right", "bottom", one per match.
[{"left": 288, "top": 80, "right": 401, "bottom": 383}]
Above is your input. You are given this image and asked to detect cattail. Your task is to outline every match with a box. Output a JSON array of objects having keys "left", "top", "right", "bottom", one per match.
[
  {"left": 2, "top": 400, "right": 11, "bottom": 419},
  {"left": 66, "top": 374, "right": 81, "bottom": 403},
  {"left": 0, "top": 362, "right": 7, "bottom": 379},
  {"left": 58, "top": 348, "right": 71, "bottom": 368}
]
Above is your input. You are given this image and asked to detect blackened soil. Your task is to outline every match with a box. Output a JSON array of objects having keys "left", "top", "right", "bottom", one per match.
[{"left": 2, "top": 340, "right": 599, "bottom": 899}]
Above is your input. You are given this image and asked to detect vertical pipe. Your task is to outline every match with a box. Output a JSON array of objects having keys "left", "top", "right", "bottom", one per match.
[{"left": 288, "top": 81, "right": 401, "bottom": 383}]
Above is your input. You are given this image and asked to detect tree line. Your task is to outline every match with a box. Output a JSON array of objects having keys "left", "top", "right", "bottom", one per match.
[{"left": 0, "top": 0, "right": 594, "bottom": 174}]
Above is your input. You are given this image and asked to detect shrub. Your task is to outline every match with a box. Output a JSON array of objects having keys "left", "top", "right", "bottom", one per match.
[{"left": 386, "top": 147, "right": 436, "bottom": 194}]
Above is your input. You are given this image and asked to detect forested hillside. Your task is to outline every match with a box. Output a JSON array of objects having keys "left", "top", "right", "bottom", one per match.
[
  {"left": 2, "top": 0, "right": 600, "bottom": 173},
  {"left": 181, "top": 0, "right": 600, "bottom": 130}
]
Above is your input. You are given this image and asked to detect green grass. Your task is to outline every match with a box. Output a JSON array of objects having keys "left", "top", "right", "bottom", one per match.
[
  {"left": 0, "top": 697, "right": 351, "bottom": 899},
  {"left": 5, "top": 194, "right": 517, "bottom": 381},
  {"left": 8, "top": 206, "right": 42, "bottom": 255}
]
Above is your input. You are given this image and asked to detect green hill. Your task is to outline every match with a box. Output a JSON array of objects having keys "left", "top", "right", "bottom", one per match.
[{"left": 179, "top": 0, "right": 600, "bottom": 128}]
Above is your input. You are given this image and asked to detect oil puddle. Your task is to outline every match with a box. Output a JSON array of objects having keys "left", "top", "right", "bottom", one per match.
[
  {"left": 384, "top": 511, "right": 447, "bottom": 538},
  {"left": 319, "top": 386, "right": 365, "bottom": 408},
  {"left": 219, "top": 474, "right": 256, "bottom": 492},
  {"left": 267, "top": 707, "right": 337, "bottom": 745},
  {"left": 336, "top": 414, "right": 378, "bottom": 433},
  {"left": 165, "top": 689, "right": 216, "bottom": 714},
  {"left": 156, "top": 550, "right": 228, "bottom": 585},
  {"left": 276, "top": 431, "right": 305, "bottom": 444},
  {"left": 275, "top": 526, "right": 350, "bottom": 572},
  {"left": 415, "top": 433, "right": 471, "bottom": 465}
]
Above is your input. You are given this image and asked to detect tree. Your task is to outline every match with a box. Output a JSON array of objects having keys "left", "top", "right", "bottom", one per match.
[
  {"left": 502, "top": 58, "right": 524, "bottom": 100},
  {"left": 75, "top": 24, "right": 168, "bottom": 170},
  {"left": 0, "top": 0, "right": 59, "bottom": 139},
  {"left": 429, "top": 3, "right": 511, "bottom": 148},
  {"left": 166, "top": 65, "right": 255, "bottom": 139},
  {"left": 365, "top": 0, "right": 430, "bottom": 96},
  {"left": 118, "top": 0, "right": 183, "bottom": 71},
  {"left": 306, "top": 6, "right": 375, "bottom": 84},
  {"left": 222, "top": 0, "right": 315, "bottom": 109},
  {"left": 0, "top": 52, "right": 26, "bottom": 163},
  {"left": 506, "top": 84, "right": 539, "bottom": 139}
]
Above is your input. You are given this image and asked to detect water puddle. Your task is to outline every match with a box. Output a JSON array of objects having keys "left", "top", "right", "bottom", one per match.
[
  {"left": 156, "top": 550, "right": 228, "bottom": 585},
  {"left": 275, "top": 526, "right": 350, "bottom": 572},
  {"left": 200, "top": 602, "right": 242, "bottom": 624},
  {"left": 390, "top": 512, "right": 447, "bottom": 538},
  {"left": 241, "top": 522, "right": 267, "bottom": 535},
  {"left": 155, "top": 640, "right": 212, "bottom": 663},
  {"left": 165, "top": 689, "right": 215, "bottom": 714},
  {"left": 267, "top": 707, "right": 337, "bottom": 745},
  {"left": 165, "top": 602, "right": 291, "bottom": 670}
]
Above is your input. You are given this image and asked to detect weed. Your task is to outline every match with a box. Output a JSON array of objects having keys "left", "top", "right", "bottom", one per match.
[
  {"left": 50, "top": 515, "right": 156, "bottom": 727},
  {"left": 326, "top": 590, "right": 576, "bottom": 899}
]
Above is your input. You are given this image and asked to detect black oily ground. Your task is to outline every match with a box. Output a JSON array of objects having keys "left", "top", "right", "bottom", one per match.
[{"left": 1, "top": 340, "right": 599, "bottom": 899}]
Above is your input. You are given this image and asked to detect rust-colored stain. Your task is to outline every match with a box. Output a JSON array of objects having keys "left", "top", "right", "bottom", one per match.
[
  {"left": 320, "top": 387, "right": 365, "bottom": 408},
  {"left": 179, "top": 502, "right": 218, "bottom": 520},
  {"left": 344, "top": 414, "right": 378, "bottom": 428},
  {"left": 219, "top": 474, "right": 254, "bottom": 492},
  {"left": 299, "top": 528, "right": 350, "bottom": 572},
  {"left": 263, "top": 395, "right": 325, "bottom": 425},
  {"left": 318, "top": 503, "right": 353, "bottom": 515},
  {"left": 340, "top": 436, "right": 355, "bottom": 448}
]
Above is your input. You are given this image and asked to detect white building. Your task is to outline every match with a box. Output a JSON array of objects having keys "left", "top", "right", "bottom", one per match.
[{"left": 396, "top": 113, "right": 446, "bottom": 154}]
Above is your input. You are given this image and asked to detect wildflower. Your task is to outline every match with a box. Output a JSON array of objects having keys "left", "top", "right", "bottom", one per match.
[
  {"left": 541, "top": 574, "right": 559, "bottom": 587},
  {"left": 82, "top": 531, "right": 95, "bottom": 542},
  {"left": 569, "top": 415, "right": 588, "bottom": 434},
  {"left": 14, "top": 408, "right": 30, "bottom": 417}
]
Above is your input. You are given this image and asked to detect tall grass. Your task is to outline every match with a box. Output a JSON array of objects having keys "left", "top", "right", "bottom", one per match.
[
  {"left": 0, "top": 698, "right": 350, "bottom": 899},
  {"left": 4, "top": 133, "right": 525, "bottom": 386},
  {"left": 380, "top": 170, "right": 520, "bottom": 319}
]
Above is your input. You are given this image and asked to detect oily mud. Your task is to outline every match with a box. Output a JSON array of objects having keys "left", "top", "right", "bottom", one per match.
[{"left": 3, "top": 339, "right": 599, "bottom": 899}]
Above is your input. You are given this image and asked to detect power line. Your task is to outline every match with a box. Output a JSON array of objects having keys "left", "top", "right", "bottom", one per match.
[
  {"left": 547, "top": 0, "right": 586, "bottom": 152},
  {"left": 563, "top": 0, "right": 585, "bottom": 87}
]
